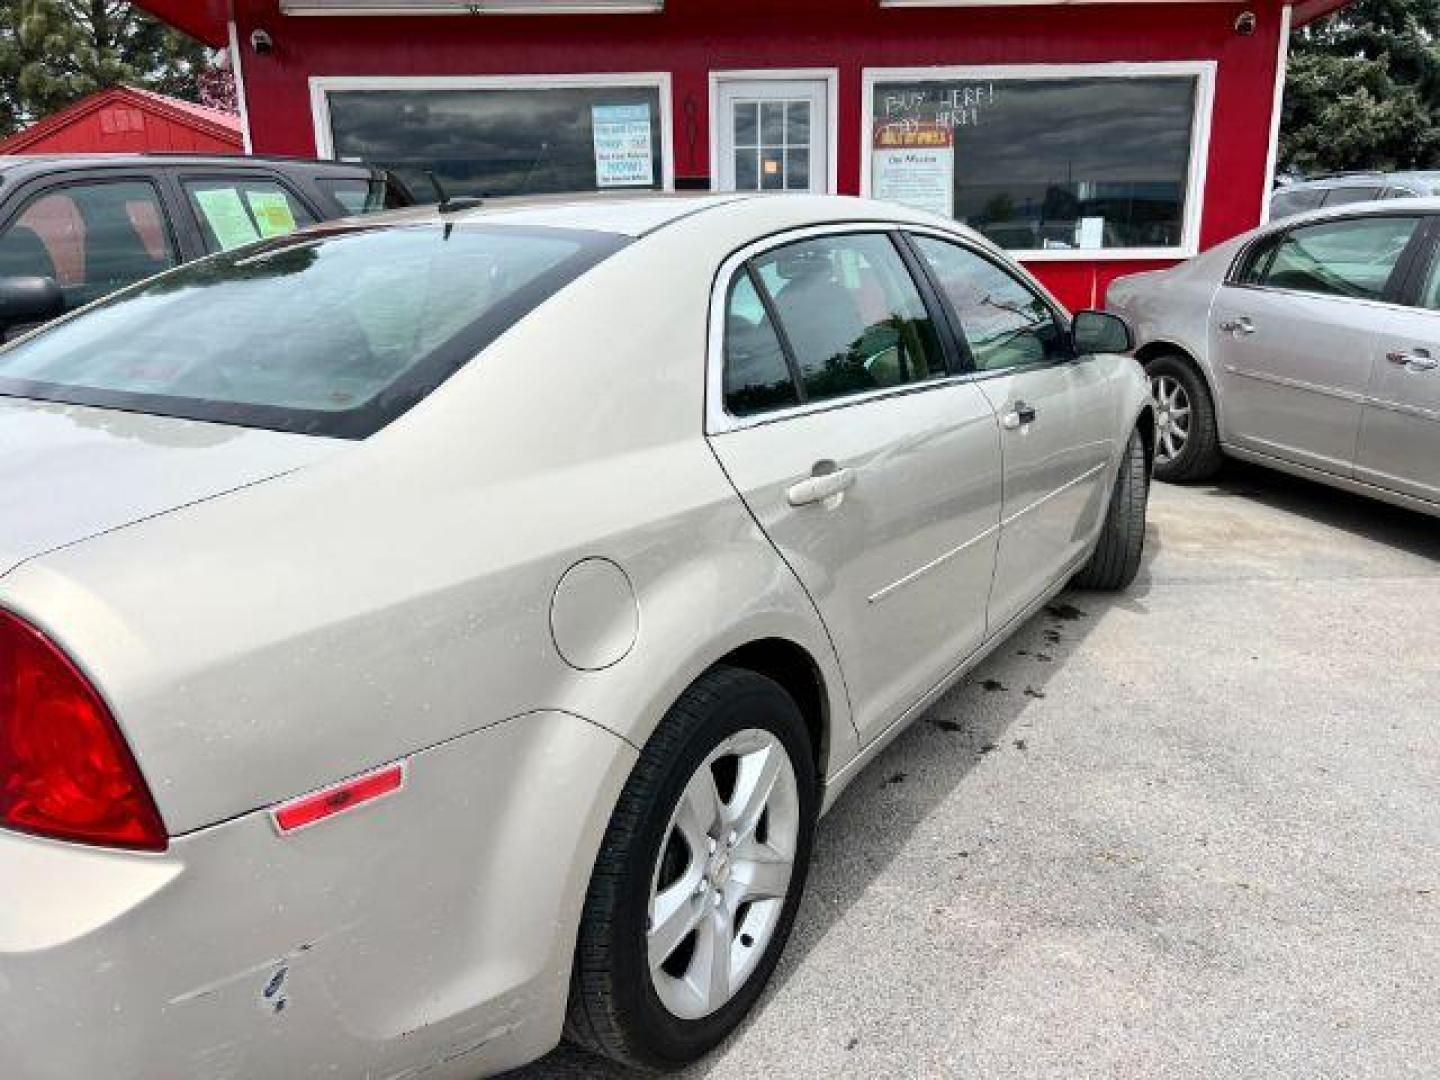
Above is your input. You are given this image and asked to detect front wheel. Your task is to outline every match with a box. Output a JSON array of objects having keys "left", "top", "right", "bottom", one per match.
[
  {"left": 566, "top": 666, "right": 817, "bottom": 1072},
  {"left": 1073, "top": 426, "right": 1149, "bottom": 591}
]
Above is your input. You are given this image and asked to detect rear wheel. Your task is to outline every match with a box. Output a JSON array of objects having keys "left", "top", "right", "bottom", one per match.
[
  {"left": 1073, "top": 426, "right": 1148, "bottom": 591},
  {"left": 1146, "top": 353, "right": 1223, "bottom": 482},
  {"left": 566, "top": 666, "right": 817, "bottom": 1072}
]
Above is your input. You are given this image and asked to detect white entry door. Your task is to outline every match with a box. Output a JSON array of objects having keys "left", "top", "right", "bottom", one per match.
[{"left": 713, "top": 76, "right": 832, "bottom": 194}]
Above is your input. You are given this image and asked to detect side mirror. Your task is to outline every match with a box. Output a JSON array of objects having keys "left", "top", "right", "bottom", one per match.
[
  {"left": 0, "top": 275, "right": 64, "bottom": 335},
  {"left": 1072, "top": 309, "right": 1134, "bottom": 356}
]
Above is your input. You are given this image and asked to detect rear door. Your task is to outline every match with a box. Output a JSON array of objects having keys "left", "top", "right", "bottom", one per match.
[
  {"left": 1355, "top": 217, "right": 1440, "bottom": 506},
  {"left": 707, "top": 227, "right": 1002, "bottom": 742},
  {"left": 1211, "top": 213, "right": 1425, "bottom": 476},
  {"left": 906, "top": 232, "right": 1116, "bottom": 632}
]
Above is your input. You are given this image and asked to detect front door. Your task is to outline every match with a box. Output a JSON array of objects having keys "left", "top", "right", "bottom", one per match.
[
  {"left": 906, "top": 233, "right": 1116, "bottom": 633},
  {"left": 1212, "top": 213, "right": 1424, "bottom": 476},
  {"left": 714, "top": 77, "right": 830, "bottom": 194},
  {"left": 707, "top": 230, "right": 1001, "bottom": 742}
]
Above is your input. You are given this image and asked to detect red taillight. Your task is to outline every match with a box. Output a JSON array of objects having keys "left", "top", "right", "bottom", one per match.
[{"left": 0, "top": 609, "right": 167, "bottom": 851}]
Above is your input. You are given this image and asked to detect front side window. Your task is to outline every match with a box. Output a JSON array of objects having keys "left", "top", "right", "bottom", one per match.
[
  {"left": 326, "top": 84, "right": 665, "bottom": 200},
  {"left": 0, "top": 180, "right": 176, "bottom": 310},
  {"left": 183, "top": 178, "right": 318, "bottom": 252},
  {"left": 319, "top": 175, "right": 412, "bottom": 215},
  {"left": 911, "top": 235, "right": 1067, "bottom": 371},
  {"left": 0, "top": 224, "right": 625, "bottom": 438},
  {"left": 1255, "top": 216, "right": 1420, "bottom": 301},
  {"left": 750, "top": 233, "right": 945, "bottom": 405},
  {"left": 868, "top": 71, "right": 1202, "bottom": 253}
]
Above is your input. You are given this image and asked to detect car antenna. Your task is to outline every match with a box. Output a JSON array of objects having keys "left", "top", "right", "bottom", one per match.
[{"left": 427, "top": 170, "right": 485, "bottom": 215}]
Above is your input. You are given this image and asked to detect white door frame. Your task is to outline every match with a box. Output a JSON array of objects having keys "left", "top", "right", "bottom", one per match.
[{"left": 708, "top": 69, "right": 839, "bottom": 193}]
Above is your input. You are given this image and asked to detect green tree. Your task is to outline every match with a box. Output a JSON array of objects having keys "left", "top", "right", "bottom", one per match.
[
  {"left": 0, "top": 1, "right": 215, "bottom": 139},
  {"left": 1282, "top": 0, "right": 1440, "bottom": 175}
]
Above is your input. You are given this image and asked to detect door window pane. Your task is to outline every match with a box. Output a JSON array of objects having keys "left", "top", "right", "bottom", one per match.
[
  {"left": 728, "top": 96, "right": 813, "bottom": 192},
  {"left": 184, "top": 179, "right": 318, "bottom": 253},
  {"left": 0, "top": 181, "right": 177, "bottom": 311},
  {"left": 327, "top": 85, "right": 664, "bottom": 199},
  {"left": 870, "top": 74, "right": 1199, "bottom": 251},
  {"left": 1269, "top": 188, "right": 1327, "bottom": 220},
  {"left": 912, "top": 235, "right": 1068, "bottom": 371},
  {"left": 786, "top": 149, "right": 810, "bottom": 191},
  {"left": 1321, "top": 186, "right": 1381, "bottom": 207},
  {"left": 753, "top": 233, "right": 945, "bottom": 403},
  {"left": 723, "top": 271, "right": 799, "bottom": 416},
  {"left": 1259, "top": 216, "right": 1419, "bottom": 300},
  {"left": 786, "top": 102, "right": 810, "bottom": 146}
]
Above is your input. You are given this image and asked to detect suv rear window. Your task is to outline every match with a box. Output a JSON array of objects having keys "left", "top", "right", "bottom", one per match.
[
  {"left": 320, "top": 175, "right": 413, "bottom": 215},
  {"left": 0, "top": 223, "right": 625, "bottom": 438}
]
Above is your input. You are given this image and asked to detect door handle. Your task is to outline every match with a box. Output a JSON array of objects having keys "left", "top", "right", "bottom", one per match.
[
  {"left": 787, "top": 465, "right": 856, "bottom": 508},
  {"left": 1219, "top": 317, "right": 1256, "bottom": 336},
  {"left": 1386, "top": 348, "right": 1438, "bottom": 371},
  {"left": 1002, "top": 401, "right": 1038, "bottom": 431}
]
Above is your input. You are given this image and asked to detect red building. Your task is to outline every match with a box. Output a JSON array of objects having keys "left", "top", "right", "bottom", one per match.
[
  {"left": 135, "top": 0, "right": 1347, "bottom": 309},
  {"left": 0, "top": 85, "right": 242, "bottom": 156}
]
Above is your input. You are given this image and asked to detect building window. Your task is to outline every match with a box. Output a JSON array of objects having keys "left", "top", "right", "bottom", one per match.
[
  {"left": 317, "top": 76, "right": 671, "bottom": 200},
  {"left": 864, "top": 64, "right": 1213, "bottom": 259}
]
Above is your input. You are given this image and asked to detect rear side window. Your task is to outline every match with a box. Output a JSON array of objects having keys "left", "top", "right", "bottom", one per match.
[
  {"left": 183, "top": 178, "right": 318, "bottom": 252},
  {"left": 1255, "top": 216, "right": 1420, "bottom": 300},
  {"left": 723, "top": 271, "right": 799, "bottom": 417},
  {"left": 0, "top": 224, "right": 626, "bottom": 438},
  {"left": 320, "top": 176, "right": 412, "bottom": 215},
  {"left": 0, "top": 180, "right": 177, "bottom": 310},
  {"left": 1269, "top": 188, "right": 1326, "bottom": 221},
  {"left": 749, "top": 233, "right": 945, "bottom": 405}
]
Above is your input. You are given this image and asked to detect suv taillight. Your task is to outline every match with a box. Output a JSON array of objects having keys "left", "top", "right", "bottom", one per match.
[{"left": 0, "top": 609, "right": 166, "bottom": 851}]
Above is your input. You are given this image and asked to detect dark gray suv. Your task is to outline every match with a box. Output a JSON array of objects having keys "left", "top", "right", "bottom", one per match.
[{"left": 0, "top": 153, "right": 412, "bottom": 338}]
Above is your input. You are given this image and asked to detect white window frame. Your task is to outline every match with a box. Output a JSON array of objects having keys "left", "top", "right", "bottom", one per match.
[
  {"left": 708, "top": 69, "right": 840, "bottom": 194},
  {"left": 309, "top": 72, "right": 675, "bottom": 192},
  {"left": 860, "top": 61, "right": 1217, "bottom": 262}
]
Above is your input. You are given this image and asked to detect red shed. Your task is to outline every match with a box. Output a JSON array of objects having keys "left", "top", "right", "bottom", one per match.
[
  {"left": 0, "top": 85, "right": 242, "bottom": 157},
  {"left": 133, "top": 0, "right": 1348, "bottom": 309}
]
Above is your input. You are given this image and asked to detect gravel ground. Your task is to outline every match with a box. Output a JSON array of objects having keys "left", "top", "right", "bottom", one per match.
[{"left": 515, "top": 463, "right": 1440, "bottom": 1080}]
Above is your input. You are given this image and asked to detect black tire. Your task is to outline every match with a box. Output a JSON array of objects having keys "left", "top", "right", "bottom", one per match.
[
  {"left": 565, "top": 666, "right": 818, "bottom": 1072},
  {"left": 1073, "top": 426, "right": 1148, "bottom": 591},
  {"left": 1146, "top": 353, "right": 1223, "bottom": 482}
]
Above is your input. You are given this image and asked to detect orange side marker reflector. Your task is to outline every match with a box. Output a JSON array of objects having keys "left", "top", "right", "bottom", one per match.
[{"left": 271, "top": 763, "right": 406, "bottom": 835}]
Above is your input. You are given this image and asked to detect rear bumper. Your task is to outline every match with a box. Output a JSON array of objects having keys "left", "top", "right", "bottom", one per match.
[{"left": 0, "top": 710, "right": 637, "bottom": 1080}]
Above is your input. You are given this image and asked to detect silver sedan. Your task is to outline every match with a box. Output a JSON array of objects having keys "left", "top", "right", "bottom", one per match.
[
  {"left": 1108, "top": 199, "right": 1440, "bottom": 517},
  {"left": 0, "top": 195, "right": 1151, "bottom": 1078}
]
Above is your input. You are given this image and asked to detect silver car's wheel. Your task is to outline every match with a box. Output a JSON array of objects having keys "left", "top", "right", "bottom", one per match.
[
  {"left": 1151, "top": 372, "right": 1192, "bottom": 466},
  {"left": 647, "top": 728, "right": 800, "bottom": 1020}
]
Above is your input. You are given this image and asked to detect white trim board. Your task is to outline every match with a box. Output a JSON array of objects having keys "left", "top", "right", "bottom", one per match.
[
  {"left": 308, "top": 72, "right": 676, "bottom": 192},
  {"left": 859, "top": 61, "right": 1217, "bottom": 263},
  {"left": 707, "top": 69, "right": 840, "bottom": 194},
  {"left": 227, "top": 21, "right": 253, "bottom": 154},
  {"left": 1261, "top": 5, "right": 1294, "bottom": 224}
]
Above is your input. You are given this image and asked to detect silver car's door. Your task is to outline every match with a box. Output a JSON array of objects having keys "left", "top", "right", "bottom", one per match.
[
  {"left": 707, "top": 229, "right": 1002, "bottom": 743},
  {"left": 1213, "top": 214, "right": 1426, "bottom": 476},
  {"left": 906, "top": 233, "right": 1115, "bottom": 633},
  {"left": 1355, "top": 225, "right": 1440, "bottom": 505}
]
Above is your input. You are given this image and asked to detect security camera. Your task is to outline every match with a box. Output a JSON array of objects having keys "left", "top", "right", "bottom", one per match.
[
  {"left": 1234, "top": 11, "right": 1257, "bottom": 35},
  {"left": 250, "top": 29, "right": 274, "bottom": 55}
]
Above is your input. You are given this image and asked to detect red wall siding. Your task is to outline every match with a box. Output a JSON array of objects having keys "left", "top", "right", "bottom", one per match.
[
  {"left": 232, "top": 0, "right": 1287, "bottom": 310},
  {"left": 17, "top": 104, "right": 241, "bottom": 155}
]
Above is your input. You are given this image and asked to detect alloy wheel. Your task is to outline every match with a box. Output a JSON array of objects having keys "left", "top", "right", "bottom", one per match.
[
  {"left": 647, "top": 728, "right": 800, "bottom": 1021},
  {"left": 1150, "top": 373, "right": 1192, "bottom": 465}
]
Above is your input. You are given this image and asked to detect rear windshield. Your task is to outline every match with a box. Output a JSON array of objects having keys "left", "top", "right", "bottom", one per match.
[{"left": 0, "top": 223, "right": 625, "bottom": 437}]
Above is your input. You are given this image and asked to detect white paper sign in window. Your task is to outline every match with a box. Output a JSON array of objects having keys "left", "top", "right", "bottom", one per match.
[
  {"left": 871, "top": 122, "right": 954, "bottom": 218},
  {"left": 592, "top": 104, "right": 655, "bottom": 188}
]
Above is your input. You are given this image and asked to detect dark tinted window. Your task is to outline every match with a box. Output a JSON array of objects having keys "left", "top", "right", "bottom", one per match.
[
  {"left": 723, "top": 270, "right": 799, "bottom": 416},
  {"left": 0, "top": 224, "right": 624, "bottom": 437},
  {"left": 752, "top": 234, "right": 945, "bottom": 404},
  {"left": 870, "top": 75, "right": 1198, "bottom": 251},
  {"left": 0, "top": 180, "right": 176, "bottom": 310},
  {"left": 1322, "top": 186, "right": 1382, "bottom": 207},
  {"left": 911, "top": 235, "right": 1067, "bottom": 370},
  {"left": 327, "top": 85, "right": 665, "bottom": 199},
  {"left": 1258, "top": 216, "right": 1420, "bottom": 300},
  {"left": 1269, "top": 188, "right": 1326, "bottom": 220},
  {"left": 320, "top": 176, "right": 412, "bottom": 215},
  {"left": 183, "top": 178, "right": 317, "bottom": 253}
]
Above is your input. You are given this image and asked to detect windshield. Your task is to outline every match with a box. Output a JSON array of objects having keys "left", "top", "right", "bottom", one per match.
[{"left": 0, "top": 222, "right": 625, "bottom": 438}]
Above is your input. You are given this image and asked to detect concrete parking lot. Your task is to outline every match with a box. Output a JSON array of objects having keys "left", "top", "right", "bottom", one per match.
[{"left": 519, "top": 463, "right": 1440, "bottom": 1080}]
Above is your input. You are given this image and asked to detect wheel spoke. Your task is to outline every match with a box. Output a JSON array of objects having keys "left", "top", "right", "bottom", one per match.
[
  {"left": 692, "top": 906, "right": 733, "bottom": 1012},
  {"left": 727, "top": 744, "right": 783, "bottom": 840},
  {"left": 649, "top": 878, "right": 705, "bottom": 971},
  {"left": 675, "top": 766, "right": 722, "bottom": 854},
  {"left": 1160, "top": 430, "right": 1178, "bottom": 460},
  {"left": 731, "top": 845, "right": 792, "bottom": 902}
]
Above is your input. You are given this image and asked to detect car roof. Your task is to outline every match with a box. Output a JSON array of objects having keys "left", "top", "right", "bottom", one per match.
[
  {"left": 327, "top": 191, "right": 983, "bottom": 242},
  {"left": 0, "top": 153, "right": 378, "bottom": 179},
  {"left": 1262, "top": 195, "right": 1440, "bottom": 232},
  {"left": 1280, "top": 171, "right": 1440, "bottom": 193}
]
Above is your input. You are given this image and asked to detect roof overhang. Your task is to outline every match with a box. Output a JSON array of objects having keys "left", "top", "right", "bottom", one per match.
[{"left": 133, "top": 0, "right": 230, "bottom": 47}]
